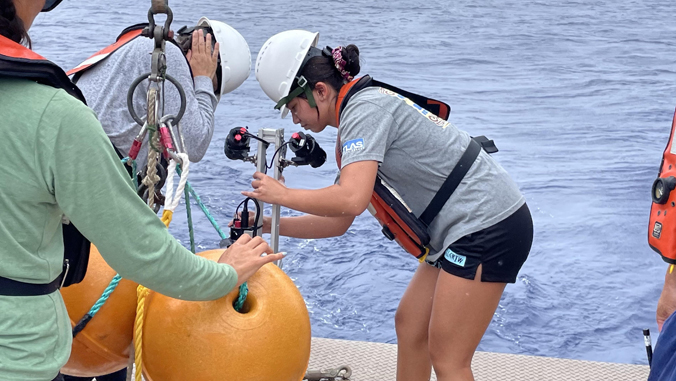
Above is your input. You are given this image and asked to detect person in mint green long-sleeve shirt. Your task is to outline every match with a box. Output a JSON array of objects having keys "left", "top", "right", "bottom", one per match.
[{"left": 0, "top": 1, "right": 284, "bottom": 380}]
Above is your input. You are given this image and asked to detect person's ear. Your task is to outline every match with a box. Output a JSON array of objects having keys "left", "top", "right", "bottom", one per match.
[{"left": 314, "top": 82, "right": 329, "bottom": 101}]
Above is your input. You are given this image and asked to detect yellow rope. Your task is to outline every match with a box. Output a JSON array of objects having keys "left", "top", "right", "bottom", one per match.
[
  {"left": 133, "top": 211, "right": 172, "bottom": 380},
  {"left": 133, "top": 285, "right": 150, "bottom": 381}
]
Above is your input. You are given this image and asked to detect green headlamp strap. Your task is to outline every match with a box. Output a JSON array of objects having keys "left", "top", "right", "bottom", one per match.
[{"left": 275, "top": 75, "right": 317, "bottom": 110}]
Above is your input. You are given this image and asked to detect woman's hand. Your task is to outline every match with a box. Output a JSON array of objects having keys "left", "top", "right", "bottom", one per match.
[
  {"left": 241, "top": 172, "right": 287, "bottom": 205},
  {"left": 217, "top": 235, "right": 284, "bottom": 286},
  {"left": 186, "top": 29, "right": 220, "bottom": 81}
]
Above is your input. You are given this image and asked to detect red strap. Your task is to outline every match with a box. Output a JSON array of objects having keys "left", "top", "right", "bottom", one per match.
[{"left": 66, "top": 29, "right": 143, "bottom": 76}]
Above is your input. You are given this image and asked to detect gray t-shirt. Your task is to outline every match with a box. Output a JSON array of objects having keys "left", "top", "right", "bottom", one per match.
[
  {"left": 75, "top": 37, "right": 218, "bottom": 169},
  {"left": 339, "top": 86, "right": 525, "bottom": 262}
]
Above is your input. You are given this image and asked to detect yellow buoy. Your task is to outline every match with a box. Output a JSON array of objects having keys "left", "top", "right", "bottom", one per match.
[
  {"left": 141, "top": 249, "right": 311, "bottom": 381},
  {"left": 60, "top": 246, "right": 137, "bottom": 377}
]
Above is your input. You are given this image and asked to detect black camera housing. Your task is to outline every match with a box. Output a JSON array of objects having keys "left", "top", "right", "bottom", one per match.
[
  {"left": 224, "top": 127, "right": 251, "bottom": 161},
  {"left": 289, "top": 132, "right": 326, "bottom": 168}
]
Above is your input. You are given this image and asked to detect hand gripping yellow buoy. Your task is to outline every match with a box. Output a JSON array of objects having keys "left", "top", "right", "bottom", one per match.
[
  {"left": 60, "top": 246, "right": 138, "bottom": 376},
  {"left": 141, "top": 249, "right": 311, "bottom": 381}
]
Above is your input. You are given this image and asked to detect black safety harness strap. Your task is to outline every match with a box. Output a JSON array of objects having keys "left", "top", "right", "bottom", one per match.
[
  {"left": 0, "top": 273, "right": 64, "bottom": 296},
  {"left": 419, "top": 138, "right": 482, "bottom": 226},
  {"left": 0, "top": 55, "right": 86, "bottom": 102}
]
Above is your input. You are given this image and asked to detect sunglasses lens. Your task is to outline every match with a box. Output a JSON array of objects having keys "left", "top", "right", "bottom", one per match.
[{"left": 42, "top": 0, "right": 63, "bottom": 12}]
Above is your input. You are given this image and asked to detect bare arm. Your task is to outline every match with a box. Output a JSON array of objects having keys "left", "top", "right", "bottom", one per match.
[
  {"left": 242, "top": 160, "right": 378, "bottom": 217},
  {"left": 273, "top": 214, "right": 355, "bottom": 239},
  {"left": 236, "top": 211, "right": 355, "bottom": 239}
]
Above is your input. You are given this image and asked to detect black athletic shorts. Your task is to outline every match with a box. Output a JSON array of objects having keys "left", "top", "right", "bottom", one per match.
[{"left": 429, "top": 203, "right": 533, "bottom": 283}]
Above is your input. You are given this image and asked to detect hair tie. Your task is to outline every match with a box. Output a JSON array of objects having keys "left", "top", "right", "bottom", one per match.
[{"left": 331, "top": 46, "right": 354, "bottom": 82}]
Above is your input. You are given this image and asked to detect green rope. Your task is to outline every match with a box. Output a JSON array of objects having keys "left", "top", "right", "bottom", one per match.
[
  {"left": 185, "top": 182, "right": 227, "bottom": 240},
  {"left": 72, "top": 274, "right": 122, "bottom": 337},
  {"left": 146, "top": 124, "right": 162, "bottom": 153},
  {"left": 175, "top": 166, "right": 227, "bottom": 240},
  {"left": 121, "top": 157, "right": 138, "bottom": 190},
  {"left": 90, "top": 274, "right": 122, "bottom": 315},
  {"left": 131, "top": 159, "right": 138, "bottom": 190},
  {"left": 184, "top": 184, "right": 196, "bottom": 253},
  {"left": 234, "top": 283, "right": 248, "bottom": 312}
]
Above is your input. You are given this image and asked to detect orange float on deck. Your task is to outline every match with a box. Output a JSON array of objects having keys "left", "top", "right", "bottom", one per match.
[
  {"left": 60, "top": 246, "right": 138, "bottom": 377},
  {"left": 141, "top": 249, "right": 311, "bottom": 381}
]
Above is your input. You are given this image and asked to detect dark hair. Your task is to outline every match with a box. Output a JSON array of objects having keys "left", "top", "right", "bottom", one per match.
[
  {"left": 298, "top": 44, "right": 361, "bottom": 93},
  {"left": 0, "top": 0, "right": 31, "bottom": 47},
  {"left": 175, "top": 26, "right": 217, "bottom": 57},
  {"left": 175, "top": 31, "right": 193, "bottom": 56}
]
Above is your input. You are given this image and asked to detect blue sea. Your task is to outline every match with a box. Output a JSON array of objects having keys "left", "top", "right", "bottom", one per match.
[{"left": 29, "top": 0, "right": 676, "bottom": 365}]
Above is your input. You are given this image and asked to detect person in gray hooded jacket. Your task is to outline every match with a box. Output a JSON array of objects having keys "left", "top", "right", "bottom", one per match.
[{"left": 74, "top": 18, "right": 251, "bottom": 171}]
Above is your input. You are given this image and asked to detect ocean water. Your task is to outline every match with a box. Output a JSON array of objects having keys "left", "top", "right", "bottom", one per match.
[{"left": 28, "top": 0, "right": 676, "bottom": 365}]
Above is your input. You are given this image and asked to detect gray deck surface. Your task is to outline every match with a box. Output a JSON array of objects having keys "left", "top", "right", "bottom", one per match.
[
  {"left": 307, "top": 337, "right": 650, "bottom": 381},
  {"left": 127, "top": 337, "right": 650, "bottom": 380}
]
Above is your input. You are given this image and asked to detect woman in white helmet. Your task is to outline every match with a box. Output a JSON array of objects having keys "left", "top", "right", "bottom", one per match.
[
  {"left": 248, "top": 30, "right": 533, "bottom": 381},
  {"left": 62, "top": 17, "right": 251, "bottom": 381}
]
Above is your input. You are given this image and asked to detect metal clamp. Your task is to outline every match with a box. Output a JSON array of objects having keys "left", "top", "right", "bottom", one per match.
[
  {"left": 305, "top": 366, "right": 352, "bottom": 381},
  {"left": 279, "top": 158, "right": 300, "bottom": 169},
  {"left": 146, "top": 3, "right": 173, "bottom": 42}
]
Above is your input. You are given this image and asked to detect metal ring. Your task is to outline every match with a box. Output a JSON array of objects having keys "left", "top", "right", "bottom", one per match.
[
  {"left": 127, "top": 73, "right": 187, "bottom": 126},
  {"left": 338, "top": 366, "right": 352, "bottom": 378},
  {"left": 127, "top": 73, "right": 150, "bottom": 126},
  {"left": 165, "top": 74, "right": 186, "bottom": 124}
]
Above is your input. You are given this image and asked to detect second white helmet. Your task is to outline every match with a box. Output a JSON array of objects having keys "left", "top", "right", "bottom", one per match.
[{"left": 197, "top": 17, "right": 251, "bottom": 98}]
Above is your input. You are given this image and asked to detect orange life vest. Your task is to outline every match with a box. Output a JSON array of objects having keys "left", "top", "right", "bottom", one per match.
[
  {"left": 0, "top": 35, "right": 85, "bottom": 101},
  {"left": 67, "top": 23, "right": 146, "bottom": 81},
  {"left": 649, "top": 109, "right": 676, "bottom": 264},
  {"left": 0, "top": 35, "right": 90, "bottom": 292},
  {"left": 334, "top": 76, "right": 493, "bottom": 262}
]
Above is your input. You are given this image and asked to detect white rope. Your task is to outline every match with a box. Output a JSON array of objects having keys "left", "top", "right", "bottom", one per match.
[{"left": 163, "top": 152, "right": 190, "bottom": 212}]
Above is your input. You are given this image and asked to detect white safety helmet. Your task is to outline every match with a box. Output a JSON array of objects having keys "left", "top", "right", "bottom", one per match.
[
  {"left": 197, "top": 17, "right": 251, "bottom": 99},
  {"left": 255, "top": 30, "right": 320, "bottom": 118}
]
